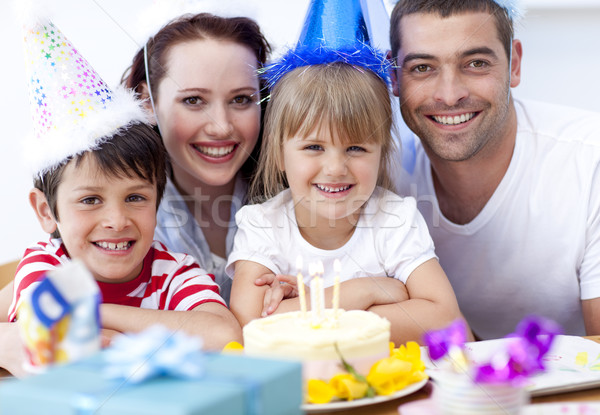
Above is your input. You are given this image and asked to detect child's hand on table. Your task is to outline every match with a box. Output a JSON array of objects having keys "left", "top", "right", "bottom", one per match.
[{"left": 256, "top": 274, "right": 299, "bottom": 317}]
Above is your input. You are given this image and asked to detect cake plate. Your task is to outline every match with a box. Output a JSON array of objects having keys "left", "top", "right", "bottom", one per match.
[{"left": 301, "top": 377, "right": 428, "bottom": 413}]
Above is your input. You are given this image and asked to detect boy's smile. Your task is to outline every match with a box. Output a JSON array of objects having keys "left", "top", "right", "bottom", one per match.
[{"left": 50, "top": 155, "right": 158, "bottom": 283}]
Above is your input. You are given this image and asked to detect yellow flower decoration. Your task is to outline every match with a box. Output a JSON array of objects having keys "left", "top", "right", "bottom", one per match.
[
  {"left": 329, "top": 373, "right": 369, "bottom": 401},
  {"left": 307, "top": 379, "right": 336, "bottom": 404},
  {"left": 367, "top": 357, "right": 413, "bottom": 395},
  {"left": 367, "top": 342, "right": 428, "bottom": 395},
  {"left": 393, "top": 342, "right": 426, "bottom": 371},
  {"left": 305, "top": 341, "right": 429, "bottom": 404},
  {"left": 222, "top": 341, "right": 244, "bottom": 354}
]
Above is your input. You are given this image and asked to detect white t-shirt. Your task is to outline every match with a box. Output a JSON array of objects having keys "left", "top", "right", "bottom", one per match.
[
  {"left": 226, "top": 187, "right": 436, "bottom": 287},
  {"left": 395, "top": 98, "right": 600, "bottom": 339}
]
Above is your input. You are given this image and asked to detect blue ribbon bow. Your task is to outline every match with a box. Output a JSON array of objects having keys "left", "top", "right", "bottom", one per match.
[{"left": 103, "top": 325, "right": 205, "bottom": 384}]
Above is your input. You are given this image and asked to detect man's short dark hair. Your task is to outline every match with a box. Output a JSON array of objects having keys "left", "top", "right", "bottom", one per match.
[{"left": 390, "top": 0, "right": 514, "bottom": 62}]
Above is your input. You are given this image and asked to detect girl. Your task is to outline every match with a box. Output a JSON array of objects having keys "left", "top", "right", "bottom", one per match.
[
  {"left": 227, "top": 62, "right": 465, "bottom": 344},
  {"left": 122, "top": 13, "right": 271, "bottom": 305}
]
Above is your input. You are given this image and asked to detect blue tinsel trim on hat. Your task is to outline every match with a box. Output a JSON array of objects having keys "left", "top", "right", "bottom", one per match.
[
  {"left": 262, "top": 42, "right": 391, "bottom": 90},
  {"left": 493, "top": 0, "right": 525, "bottom": 22}
]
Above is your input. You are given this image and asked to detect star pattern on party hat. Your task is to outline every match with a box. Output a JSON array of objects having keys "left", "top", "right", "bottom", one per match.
[
  {"left": 25, "top": 22, "right": 113, "bottom": 139},
  {"left": 22, "top": 18, "right": 147, "bottom": 176}
]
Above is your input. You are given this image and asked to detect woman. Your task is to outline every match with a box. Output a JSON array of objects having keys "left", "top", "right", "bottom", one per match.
[{"left": 122, "top": 13, "right": 271, "bottom": 304}]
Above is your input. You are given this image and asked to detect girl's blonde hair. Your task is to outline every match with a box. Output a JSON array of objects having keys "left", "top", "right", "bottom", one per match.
[{"left": 250, "top": 62, "right": 395, "bottom": 202}]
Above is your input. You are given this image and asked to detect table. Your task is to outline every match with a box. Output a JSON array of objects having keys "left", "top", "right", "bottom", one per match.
[
  {"left": 3, "top": 338, "right": 599, "bottom": 414},
  {"left": 314, "top": 336, "right": 600, "bottom": 415}
]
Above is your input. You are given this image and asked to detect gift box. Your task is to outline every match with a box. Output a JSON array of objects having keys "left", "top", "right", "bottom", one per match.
[
  {"left": 17, "top": 260, "right": 101, "bottom": 372},
  {"left": 0, "top": 352, "right": 303, "bottom": 415}
]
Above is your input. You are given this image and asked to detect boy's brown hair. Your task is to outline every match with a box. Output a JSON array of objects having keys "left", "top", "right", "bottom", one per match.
[{"left": 34, "top": 123, "right": 167, "bottom": 238}]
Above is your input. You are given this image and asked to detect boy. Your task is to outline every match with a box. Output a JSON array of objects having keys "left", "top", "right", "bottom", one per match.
[
  {"left": 3, "top": 17, "right": 241, "bottom": 376},
  {"left": 9, "top": 124, "right": 241, "bottom": 348}
]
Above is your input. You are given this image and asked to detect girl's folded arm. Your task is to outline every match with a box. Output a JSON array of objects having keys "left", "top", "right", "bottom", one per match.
[
  {"left": 368, "top": 258, "right": 470, "bottom": 345},
  {"left": 262, "top": 275, "right": 409, "bottom": 317},
  {"left": 230, "top": 260, "right": 276, "bottom": 327}
]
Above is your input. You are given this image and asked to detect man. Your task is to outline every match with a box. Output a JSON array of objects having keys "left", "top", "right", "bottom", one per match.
[{"left": 389, "top": 0, "right": 600, "bottom": 339}]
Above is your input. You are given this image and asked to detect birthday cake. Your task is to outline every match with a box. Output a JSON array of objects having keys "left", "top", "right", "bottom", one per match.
[{"left": 243, "top": 309, "right": 390, "bottom": 380}]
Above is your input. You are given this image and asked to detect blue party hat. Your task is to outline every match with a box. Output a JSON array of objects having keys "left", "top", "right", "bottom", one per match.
[
  {"left": 262, "top": 0, "right": 391, "bottom": 89},
  {"left": 298, "top": 0, "right": 369, "bottom": 51},
  {"left": 493, "top": 0, "right": 525, "bottom": 23}
]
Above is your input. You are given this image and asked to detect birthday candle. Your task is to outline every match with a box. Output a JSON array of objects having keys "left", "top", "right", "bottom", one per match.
[
  {"left": 316, "top": 276, "right": 323, "bottom": 324},
  {"left": 308, "top": 262, "right": 315, "bottom": 314},
  {"left": 309, "top": 263, "right": 320, "bottom": 326},
  {"left": 333, "top": 259, "right": 341, "bottom": 317},
  {"left": 316, "top": 261, "right": 325, "bottom": 320},
  {"left": 296, "top": 255, "right": 307, "bottom": 318}
]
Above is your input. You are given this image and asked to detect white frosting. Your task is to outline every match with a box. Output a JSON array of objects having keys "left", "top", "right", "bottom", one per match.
[{"left": 243, "top": 309, "right": 390, "bottom": 379}]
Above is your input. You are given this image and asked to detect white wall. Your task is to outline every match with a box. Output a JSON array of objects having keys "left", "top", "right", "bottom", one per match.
[
  {"left": 514, "top": 6, "right": 600, "bottom": 112},
  {"left": 0, "top": 1, "right": 599, "bottom": 264}
]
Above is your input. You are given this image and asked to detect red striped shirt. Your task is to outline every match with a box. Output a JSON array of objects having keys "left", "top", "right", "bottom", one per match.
[{"left": 8, "top": 239, "right": 225, "bottom": 321}]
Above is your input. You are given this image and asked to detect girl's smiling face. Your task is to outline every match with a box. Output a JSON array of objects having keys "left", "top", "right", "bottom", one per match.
[
  {"left": 51, "top": 156, "right": 157, "bottom": 283},
  {"left": 154, "top": 38, "right": 261, "bottom": 194},
  {"left": 281, "top": 125, "right": 382, "bottom": 230}
]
